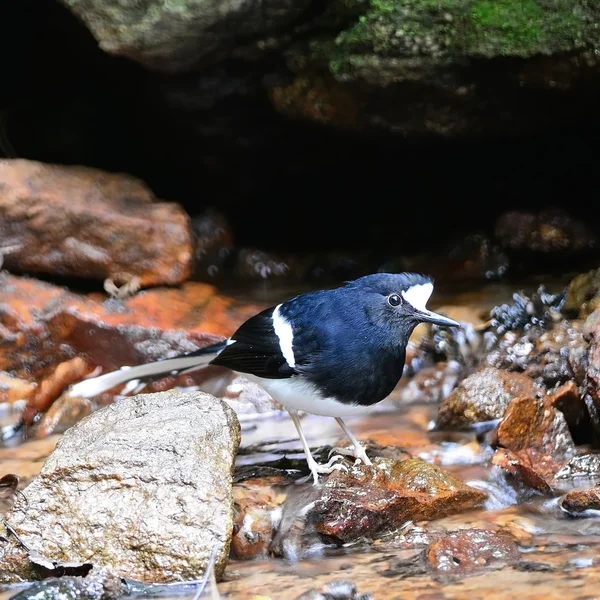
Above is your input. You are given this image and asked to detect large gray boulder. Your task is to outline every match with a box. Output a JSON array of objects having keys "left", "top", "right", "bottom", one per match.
[
  {"left": 0, "top": 390, "right": 240, "bottom": 583},
  {"left": 60, "top": 0, "right": 312, "bottom": 72}
]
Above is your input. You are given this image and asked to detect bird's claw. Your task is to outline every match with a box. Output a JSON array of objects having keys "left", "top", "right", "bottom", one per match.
[
  {"left": 304, "top": 454, "right": 347, "bottom": 485},
  {"left": 329, "top": 445, "right": 372, "bottom": 466}
]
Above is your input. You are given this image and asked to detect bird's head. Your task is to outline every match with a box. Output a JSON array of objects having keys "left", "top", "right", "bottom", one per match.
[{"left": 345, "top": 272, "right": 460, "bottom": 338}]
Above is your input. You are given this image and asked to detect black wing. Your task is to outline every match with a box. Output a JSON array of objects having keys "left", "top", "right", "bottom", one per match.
[{"left": 209, "top": 306, "right": 297, "bottom": 379}]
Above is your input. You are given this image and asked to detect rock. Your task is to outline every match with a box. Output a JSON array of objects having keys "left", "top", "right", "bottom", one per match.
[
  {"left": 488, "top": 286, "right": 565, "bottom": 334},
  {"left": 310, "top": 458, "right": 486, "bottom": 544},
  {"left": 0, "top": 159, "right": 192, "bottom": 287},
  {"left": 497, "top": 396, "right": 576, "bottom": 461},
  {"left": 491, "top": 448, "right": 553, "bottom": 494},
  {"left": 494, "top": 209, "right": 596, "bottom": 255},
  {"left": 564, "top": 267, "right": 600, "bottom": 318},
  {"left": 0, "top": 273, "right": 262, "bottom": 432},
  {"left": 436, "top": 367, "right": 539, "bottom": 429},
  {"left": 295, "top": 580, "right": 372, "bottom": 600},
  {"left": 8, "top": 568, "right": 125, "bottom": 600},
  {"left": 484, "top": 321, "right": 587, "bottom": 389},
  {"left": 60, "top": 0, "right": 312, "bottom": 72},
  {"left": 395, "top": 363, "right": 461, "bottom": 405},
  {"left": 426, "top": 529, "right": 520, "bottom": 574},
  {"left": 269, "top": 2, "right": 600, "bottom": 139},
  {"left": 231, "top": 477, "right": 286, "bottom": 560},
  {"left": 0, "top": 273, "right": 77, "bottom": 380},
  {"left": 0, "top": 372, "right": 35, "bottom": 405},
  {"left": 559, "top": 485, "right": 600, "bottom": 516},
  {"left": 554, "top": 454, "right": 600, "bottom": 480},
  {"left": 1, "top": 390, "right": 241, "bottom": 583},
  {"left": 545, "top": 380, "right": 591, "bottom": 444},
  {"left": 492, "top": 395, "right": 577, "bottom": 490}
]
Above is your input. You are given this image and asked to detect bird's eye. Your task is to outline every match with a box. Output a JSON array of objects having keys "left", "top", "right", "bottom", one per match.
[{"left": 387, "top": 294, "right": 402, "bottom": 307}]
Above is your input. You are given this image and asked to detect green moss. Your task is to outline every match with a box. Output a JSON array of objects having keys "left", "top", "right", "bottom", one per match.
[{"left": 326, "top": 0, "right": 600, "bottom": 74}]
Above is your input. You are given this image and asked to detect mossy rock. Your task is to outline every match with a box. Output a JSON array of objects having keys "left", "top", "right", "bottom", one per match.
[{"left": 323, "top": 0, "right": 600, "bottom": 79}]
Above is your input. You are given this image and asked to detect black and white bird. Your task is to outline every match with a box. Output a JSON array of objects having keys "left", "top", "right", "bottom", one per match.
[{"left": 68, "top": 272, "right": 459, "bottom": 484}]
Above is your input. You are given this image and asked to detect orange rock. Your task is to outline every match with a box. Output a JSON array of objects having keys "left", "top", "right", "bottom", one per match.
[
  {"left": 0, "top": 273, "right": 264, "bottom": 431},
  {"left": 0, "top": 373, "right": 36, "bottom": 405},
  {"left": 491, "top": 448, "right": 553, "bottom": 494},
  {"left": 493, "top": 395, "right": 577, "bottom": 492},
  {"left": 0, "top": 159, "right": 192, "bottom": 287},
  {"left": 560, "top": 485, "right": 600, "bottom": 515},
  {"left": 231, "top": 477, "right": 287, "bottom": 560}
]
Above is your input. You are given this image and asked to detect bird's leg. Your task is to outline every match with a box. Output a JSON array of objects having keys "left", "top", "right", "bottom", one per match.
[
  {"left": 288, "top": 410, "right": 344, "bottom": 485},
  {"left": 331, "top": 417, "right": 373, "bottom": 466}
]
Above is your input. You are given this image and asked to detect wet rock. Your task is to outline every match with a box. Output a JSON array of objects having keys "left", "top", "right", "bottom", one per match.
[
  {"left": 492, "top": 395, "right": 576, "bottom": 491},
  {"left": 295, "top": 580, "right": 372, "bottom": 600},
  {"left": 231, "top": 477, "right": 286, "bottom": 560},
  {"left": 494, "top": 209, "right": 596, "bottom": 255},
  {"left": 46, "top": 282, "right": 259, "bottom": 373},
  {"left": 436, "top": 367, "right": 539, "bottom": 430},
  {"left": 554, "top": 454, "right": 600, "bottom": 481},
  {"left": 426, "top": 529, "right": 520, "bottom": 574},
  {"left": 310, "top": 458, "right": 486, "bottom": 544},
  {"left": 0, "top": 372, "right": 35, "bottom": 405},
  {"left": 395, "top": 363, "right": 461, "bottom": 405},
  {"left": 484, "top": 320, "right": 587, "bottom": 389},
  {"left": 564, "top": 267, "right": 600, "bottom": 318},
  {"left": 8, "top": 568, "right": 124, "bottom": 600},
  {"left": 60, "top": 0, "right": 311, "bottom": 72},
  {"left": 1, "top": 390, "right": 241, "bottom": 583},
  {"left": 497, "top": 396, "right": 576, "bottom": 461},
  {"left": 545, "top": 381, "right": 591, "bottom": 444},
  {"left": 488, "top": 286, "right": 565, "bottom": 334},
  {"left": 0, "top": 474, "right": 19, "bottom": 517},
  {"left": 0, "top": 159, "right": 192, "bottom": 287},
  {"left": 0, "top": 273, "right": 262, "bottom": 431},
  {"left": 582, "top": 313, "right": 600, "bottom": 438},
  {"left": 559, "top": 485, "right": 600, "bottom": 516},
  {"left": 20, "top": 357, "right": 96, "bottom": 434},
  {"left": 491, "top": 448, "right": 553, "bottom": 495},
  {"left": 0, "top": 273, "right": 77, "bottom": 380}
]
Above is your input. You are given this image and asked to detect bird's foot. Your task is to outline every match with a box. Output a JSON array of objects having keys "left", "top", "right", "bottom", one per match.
[
  {"left": 329, "top": 444, "right": 372, "bottom": 467},
  {"left": 304, "top": 454, "right": 346, "bottom": 485}
]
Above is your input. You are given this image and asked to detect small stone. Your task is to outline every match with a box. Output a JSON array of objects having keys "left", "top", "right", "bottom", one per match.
[
  {"left": 436, "top": 367, "right": 538, "bottom": 429},
  {"left": 560, "top": 486, "right": 600, "bottom": 515},
  {"left": 231, "top": 478, "right": 286, "bottom": 560},
  {"left": 426, "top": 529, "right": 520, "bottom": 573},
  {"left": 1, "top": 390, "right": 241, "bottom": 583}
]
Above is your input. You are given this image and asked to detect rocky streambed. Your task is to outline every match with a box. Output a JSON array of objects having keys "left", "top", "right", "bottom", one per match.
[{"left": 1, "top": 258, "right": 600, "bottom": 598}]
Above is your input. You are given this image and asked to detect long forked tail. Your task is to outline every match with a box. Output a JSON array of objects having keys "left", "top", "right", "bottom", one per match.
[{"left": 67, "top": 340, "right": 229, "bottom": 399}]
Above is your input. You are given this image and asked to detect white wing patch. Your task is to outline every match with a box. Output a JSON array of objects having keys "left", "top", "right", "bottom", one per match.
[
  {"left": 402, "top": 282, "right": 434, "bottom": 311},
  {"left": 272, "top": 304, "right": 296, "bottom": 368}
]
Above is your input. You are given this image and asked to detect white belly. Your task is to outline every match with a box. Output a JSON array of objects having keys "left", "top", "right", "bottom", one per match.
[{"left": 239, "top": 373, "right": 370, "bottom": 417}]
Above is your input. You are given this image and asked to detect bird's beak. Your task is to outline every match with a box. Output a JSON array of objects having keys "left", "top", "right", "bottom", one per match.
[{"left": 416, "top": 309, "right": 460, "bottom": 328}]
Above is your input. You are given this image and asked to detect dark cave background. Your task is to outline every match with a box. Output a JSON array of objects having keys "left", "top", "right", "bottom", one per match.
[{"left": 1, "top": 0, "right": 599, "bottom": 265}]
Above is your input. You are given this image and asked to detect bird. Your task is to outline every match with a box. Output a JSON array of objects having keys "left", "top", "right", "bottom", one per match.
[{"left": 67, "top": 272, "right": 459, "bottom": 484}]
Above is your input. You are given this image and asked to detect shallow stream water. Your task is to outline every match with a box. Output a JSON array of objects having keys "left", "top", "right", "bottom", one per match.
[{"left": 2, "top": 273, "right": 599, "bottom": 599}]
